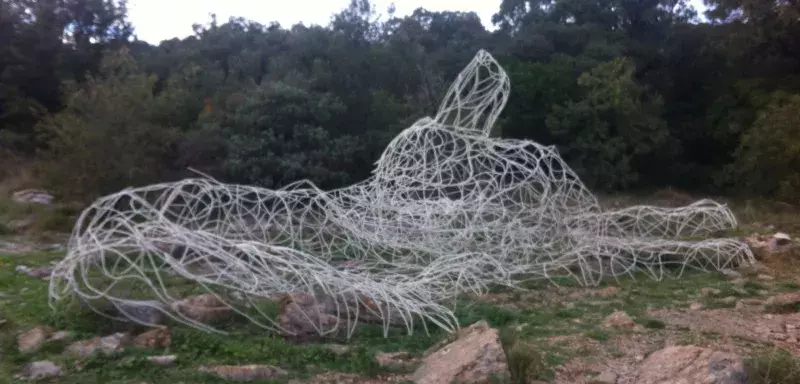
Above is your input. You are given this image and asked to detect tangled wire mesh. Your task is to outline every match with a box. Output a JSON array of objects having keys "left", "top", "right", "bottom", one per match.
[{"left": 48, "top": 50, "right": 755, "bottom": 338}]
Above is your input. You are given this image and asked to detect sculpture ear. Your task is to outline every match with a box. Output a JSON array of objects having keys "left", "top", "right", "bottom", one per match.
[{"left": 433, "top": 50, "right": 510, "bottom": 137}]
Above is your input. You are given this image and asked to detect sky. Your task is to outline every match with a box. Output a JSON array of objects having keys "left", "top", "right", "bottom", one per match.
[{"left": 127, "top": 0, "right": 708, "bottom": 45}]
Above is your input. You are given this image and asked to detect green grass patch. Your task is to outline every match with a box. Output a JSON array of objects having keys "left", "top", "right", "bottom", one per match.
[
  {"left": 746, "top": 349, "right": 800, "bottom": 384},
  {"left": 584, "top": 330, "right": 610, "bottom": 341}
]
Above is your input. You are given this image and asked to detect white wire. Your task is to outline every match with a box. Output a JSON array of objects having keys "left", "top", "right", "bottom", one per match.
[{"left": 48, "top": 50, "right": 755, "bottom": 338}]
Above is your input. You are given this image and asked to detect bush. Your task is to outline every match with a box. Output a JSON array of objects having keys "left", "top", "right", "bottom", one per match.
[
  {"left": 730, "top": 92, "right": 800, "bottom": 201},
  {"left": 35, "top": 49, "right": 181, "bottom": 202},
  {"left": 746, "top": 349, "right": 800, "bottom": 384},
  {"left": 499, "top": 326, "right": 548, "bottom": 383}
]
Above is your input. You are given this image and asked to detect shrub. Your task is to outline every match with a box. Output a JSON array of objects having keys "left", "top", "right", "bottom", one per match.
[{"left": 35, "top": 49, "right": 180, "bottom": 202}]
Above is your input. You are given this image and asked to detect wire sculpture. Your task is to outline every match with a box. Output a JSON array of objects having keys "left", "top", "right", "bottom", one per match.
[{"left": 48, "top": 50, "right": 755, "bottom": 338}]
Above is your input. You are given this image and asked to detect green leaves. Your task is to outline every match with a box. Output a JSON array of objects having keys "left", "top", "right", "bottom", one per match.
[
  {"left": 35, "top": 49, "right": 181, "bottom": 201},
  {"left": 545, "top": 58, "right": 670, "bottom": 190}
]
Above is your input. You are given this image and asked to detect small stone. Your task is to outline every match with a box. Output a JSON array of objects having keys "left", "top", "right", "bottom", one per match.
[
  {"left": 48, "top": 331, "right": 72, "bottom": 342},
  {"left": 765, "top": 314, "right": 774, "bottom": 320},
  {"left": 775, "top": 232, "right": 792, "bottom": 246},
  {"left": 146, "top": 355, "right": 177, "bottom": 366},
  {"left": 755, "top": 326, "right": 771, "bottom": 335},
  {"left": 590, "top": 370, "right": 618, "bottom": 384},
  {"left": 720, "top": 296, "right": 737, "bottom": 304},
  {"left": 786, "top": 324, "right": 797, "bottom": 330},
  {"left": 65, "top": 332, "right": 131, "bottom": 358},
  {"left": 18, "top": 326, "right": 52, "bottom": 353},
  {"left": 772, "top": 333, "right": 788, "bottom": 341},
  {"left": 171, "top": 294, "right": 232, "bottom": 324},
  {"left": 15, "top": 265, "right": 53, "bottom": 279},
  {"left": 19, "top": 361, "right": 61, "bottom": 380},
  {"left": 376, "top": 351, "right": 417, "bottom": 369},
  {"left": 700, "top": 288, "right": 721, "bottom": 297},
  {"left": 690, "top": 302, "right": 704, "bottom": 311},
  {"left": 198, "top": 364, "right": 288, "bottom": 381},
  {"left": 758, "top": 274, "right": 775, "bottom": 281},
  {"left": 322, "top": 344, "right": 350, "bottom": 355},
  {"left": 113, "top": 300, "right": 166, "bottom": 325},
  {"left": 635, "top": 354, "right": 644, "bottom": 362},
  {"left": 597, "top": 286, "right": 619, "bottom": 297},
  {"left": 12, "top": 189, "right": 53, "bottom": 204},
  {"left": 604, "top": 311, "right": 636, "bottom": 329},
  {"left": 133, "top": 328, "right": 171, "bottom": 349},
  {"left": 721, "top": 269, "right": 741, "bottom": 278}
]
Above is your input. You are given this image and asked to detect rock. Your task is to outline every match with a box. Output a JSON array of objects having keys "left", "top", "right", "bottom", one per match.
[
  {"left": 720, "top": 296, "right": 737, "bottom": 304},
  {"left": 634, "top": 345, "right": 747, "bottom": 384},
  {"left": 591, "top": 370, "right": 618, "bottom": 384},
  {"left": 170, "top": 294, "right": 231, "bottom": 323},
  {"left": 690, "top": 302, "right": 704, "bottom": 311},
  {"left": 721, "top": 269, "right": 741, "bottom": 278},
  {"left": 133, "top": 328, "right": 171, "bottom": 349},
  {"left": 146, "top": 355, "right": 177, "bottom": 366},
  {"left": 65, "top": 332, "right": 131, "bottom": 358},
  {"left": 747, "top": 233, "right": 794, "bottom": 260},
  {"left": 15, "top": 265, "right": 53, "bottom": 279},
  {"left": 376, "top": 351, "right": 418, "bottom": 369},
  {"left": 18, "top": 325, "right": 52, "bottom": 353},
  {"left": 113, "top": 300, "right": 166, "bottom": 325},
  {"left": 322, "top": 344, "right": 351, "bottom": 355},
  {"left": 775, "top": 232, "right": 792, "bottom": 246},
  {"left": 700, "top": 288, "right": 721, "bottom": 297},
  {"left": 8, "top": 218, "right": 34, "bottom": 231},
  {"left": 18, "top": 361, "right": 61, "bottom": 380},
  {"left": 276, "top": 292, "right": 342, "bottom": 341},
  {"left": 757, "top": 274, "right": 775, "bottom": 281},
  {"left": 48, "top": 331, "right": 72, "bottom": 342},
  {"left": 604, "top": 311, "right": 635, "bottom": 329},
  {"left": 595, "top": 286, "right": 619, "bottom": 297},
  {"left": 12, "top": 189, "right": 53, "bottom": 205},
  {"left": 411, "top": 320, "right": 507, "bottom": 384},
  {"left": 772, "top": 333, "right": 788, "bottom": 341},
  {"left": 197, "top": 364, "right": 288, "bottom": 381}
]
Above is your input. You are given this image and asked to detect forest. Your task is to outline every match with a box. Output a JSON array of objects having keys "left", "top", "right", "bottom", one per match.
[{"left": 1, "top": 0, "right": 799, "bottom": 203}]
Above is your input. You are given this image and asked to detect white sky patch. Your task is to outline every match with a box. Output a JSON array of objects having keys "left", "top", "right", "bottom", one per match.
[{"left": 127, "top": 0, "right": 708, "bottom": 45}]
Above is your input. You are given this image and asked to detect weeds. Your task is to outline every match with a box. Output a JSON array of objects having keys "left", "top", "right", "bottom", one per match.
[
  {"left": 747, "top": 348, "right": 800, "bottom": 384},
  {"left": 499, "top": 326, "right": 548, "bottom": 384}
]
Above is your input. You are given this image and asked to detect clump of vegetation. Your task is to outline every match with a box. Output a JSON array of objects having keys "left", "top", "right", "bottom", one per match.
[
  {"left": 637, "top": 317, "right": 666, "bottom": 330},
  {"left": 746, "top": 349, "right": 800, "bottom": 384},
  {"left": 500, "top": 326, "right": 550, "bottom": 383}
]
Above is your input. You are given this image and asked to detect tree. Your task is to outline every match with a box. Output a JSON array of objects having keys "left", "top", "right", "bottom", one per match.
[
  {"left": 546, "top": 58, "right": 670, "bottom": 189},
  {"left": 203, "top": 81, "right": 362, "bottom": 189},
  {"left": 728, "top": 92, "right": 800, "bottom": 200},
  {"left": 35, "top": 49, "right": 180, "bottom": 201}
]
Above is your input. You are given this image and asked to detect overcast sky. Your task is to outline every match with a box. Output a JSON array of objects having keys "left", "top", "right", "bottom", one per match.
[{"left": 127, "top": 0, "right": 708, "bottom": 44}]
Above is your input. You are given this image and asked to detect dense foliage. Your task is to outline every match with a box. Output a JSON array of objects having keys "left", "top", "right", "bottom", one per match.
[{"left": 1, "top": 0, "right": 799, "bottom": 202}]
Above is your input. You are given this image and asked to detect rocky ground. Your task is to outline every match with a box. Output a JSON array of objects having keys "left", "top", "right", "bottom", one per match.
[{"left": 2, "top": 193, "right": 800, "bottom": 383}]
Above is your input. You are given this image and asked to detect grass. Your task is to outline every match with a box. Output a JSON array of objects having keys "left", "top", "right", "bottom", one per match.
[
  {"left": 747, "top": 349, "right": 800, "bottom": 384},
  {"left": 1, "top": 188, "right": 799, "bottom": 383}
]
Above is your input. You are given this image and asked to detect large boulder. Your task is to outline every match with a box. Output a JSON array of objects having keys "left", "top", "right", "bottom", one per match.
[
  {"left": 633, "top": 345, "right": 747, "bottom": 384},
  {"left": 411, "top": 320, "right": 508, "bottom": 384}
]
